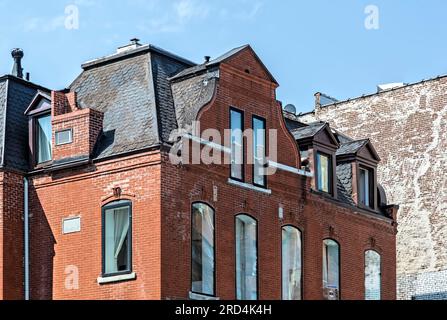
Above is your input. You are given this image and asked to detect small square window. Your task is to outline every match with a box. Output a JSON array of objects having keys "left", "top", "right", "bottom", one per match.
[{"left": 56, "top": 129, "right": 73, "bottom": 146}]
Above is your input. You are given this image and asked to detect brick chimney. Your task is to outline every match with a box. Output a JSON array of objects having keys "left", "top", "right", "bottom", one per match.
[{"left": 51, "top": 91, "right": 104, "bottom": 162}]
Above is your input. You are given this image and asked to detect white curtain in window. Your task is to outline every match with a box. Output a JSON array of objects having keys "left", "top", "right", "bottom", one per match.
[
  {"left": 323, "top": 240, "right": 340, "bottom": 290},
  {"left": 192, "top": 204, "right": 215, "bottom": 296},
  {"left": 236, "top": 215, "right": 257, "bottom": 300},
  {"left": 318, "top": 154, "right": 330, "bottom": 193},
  {"left": 37, "top": 115, "right": 52, "bottom": 163},
  {"left": 365, "top": 250, "right": 381, "bottom": 300},
  {"left": 105, "top": 207, "right": 130, "bottom": 274},
  {"left": 282, "top": 227, "right": 302, "bottom": 300}
]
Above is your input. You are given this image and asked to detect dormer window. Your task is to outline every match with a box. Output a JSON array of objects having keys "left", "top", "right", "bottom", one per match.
[
  {"left": 36, "top": 113, "right": 52, "bottom": 164},
  {"left": 317, "top": 152, "right": 333, "bottom": 194},
  {"left": 24, "top": 91, "right": 53, "bottom": 167},
  {"left": 359, "top": 167, "right": 374, "bottom": 208}
]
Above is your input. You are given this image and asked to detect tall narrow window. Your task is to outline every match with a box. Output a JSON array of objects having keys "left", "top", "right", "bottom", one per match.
[
  {"left": 102, "top": 201, "right": 132, "bottom": 276},
  {"left": 365, "top": 250, "right": 381, "bottom": 300},
  {"left": 253, "top": 116, "right": 266, "bottom": 187},
  {"left": 230, "top": 108, "right": 244, "bottom": 181},
  {"left": 323, "top": 239, "right": 340, "bottom": 299},
  {"left": 236, "top": 215, "right": 258, "bottom": 300},
  {"left": 36, "top": 114, "right": 52, "bottom": 164},
  {"left": 282, "top": 226, "right": 302, "bottom": 300},
  {"left": 191, "top": 203, "right": 215, "bottom": 296},
  {"left": 317, "top": 153, "right": 332, "bottom": 194},
  {"left": 359, "top": 167, "right": 374, "bottom": 208}
]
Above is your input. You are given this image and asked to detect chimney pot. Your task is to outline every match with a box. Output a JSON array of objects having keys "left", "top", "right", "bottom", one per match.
[
  {"left": 204, "top": 56, "right": 211, "bottom": 63},
  {"left": 11, "top": 48, "right": 24, "bottom": 79}
]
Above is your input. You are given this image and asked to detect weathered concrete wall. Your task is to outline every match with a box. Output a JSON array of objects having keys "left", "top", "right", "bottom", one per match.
[{"left": 301, "top": 77, "right": 447, "bottom": 299}]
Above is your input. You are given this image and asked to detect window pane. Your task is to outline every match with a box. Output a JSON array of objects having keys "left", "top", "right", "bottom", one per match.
[
  {"left": 323, "top": 240, "right": 339, "bottom": 291},
  {"left": 282, "top": 226, "right": 302, "bottom": 300},
  {"left": 104, "top": 205, "right": 130, "bottom": 274},
  {"left": 365, "top": 251, "right": 381, "bottom": 300},
  {"left": 56, "top": 129, "right": 72, "bottom": 145},
  {"left": 192, "top": 203, "right": 215, "bottom": 296},
  {"left": 253, "top": 117, "right": 266, "bottom": 187},
  {"left": 317, "top": 153, "right": 330, "bottom": 193},
  {"left": 359, "top": 169, "right": 370, "bottom": 206},
  {"left": 37, "top": 115, "right": 52, "bottom": 163},
  {"left": 231, "top": 110, "right": 243, "bottom": 180},
  {"left": 236, "top": 215, "right": 257, "bottom": 300}
]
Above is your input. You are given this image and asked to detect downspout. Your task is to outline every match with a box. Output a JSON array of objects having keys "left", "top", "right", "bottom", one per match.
[{"left": 24, "top": 177, "right": 30, "bottom": 300}]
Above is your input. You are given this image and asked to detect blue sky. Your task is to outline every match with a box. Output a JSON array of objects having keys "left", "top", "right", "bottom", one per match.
[{"left": 1, "top": 0, "right": 446, "bottom": 112}]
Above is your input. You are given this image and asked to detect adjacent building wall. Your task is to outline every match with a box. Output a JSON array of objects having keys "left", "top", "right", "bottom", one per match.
[{"left": 303, "top": 76, "right": 447, "bottom": 300}]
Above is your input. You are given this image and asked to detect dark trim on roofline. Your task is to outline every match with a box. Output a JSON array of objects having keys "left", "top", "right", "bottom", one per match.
[
  {"left": 310, "top": 189, "right": 394, "bottom": 224},
  {"left": 0, "top": 75, "right": 51, "bottom": 93},
  {"left": 81, "top": 44, "right": 196, "bottom": 71}
]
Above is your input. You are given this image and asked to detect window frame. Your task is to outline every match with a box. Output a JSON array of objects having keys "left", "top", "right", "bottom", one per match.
[
  {"left": 316, "top": 152, "right": 333, "bottom": 195},
  {"left": 101, "top": 200, "right": 133, "bottom": 278},
  {"left": 252, "top": 115, "right": 267, "bottom": 189},
  {"left": 33, "top": 112, "right": 53, "bottom": 165},
  {"left": 55, "top": 128, "right": 73, "bottom": 146},
  {"left": 322, "top": 238, "right": 341, "bottom": 299},
  {"left": 190, "top": 202, "right": 217, "bottom": 298},
  {"left": 234, "top": 214, "right": 259, "bottom": 301},
  {"left": 230, "top": 107, "right": 245, "bottom": 182},
  {"left": 358, "top": 165, "right": 375, "bottom": 209},
  {"left": 281, "top": 225, "right": 303, "bottom": 301}
]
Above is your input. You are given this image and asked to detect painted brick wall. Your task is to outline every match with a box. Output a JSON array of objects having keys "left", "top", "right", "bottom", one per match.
[{"left": 304, "top": 76, "right": 447, "bottom": 299}]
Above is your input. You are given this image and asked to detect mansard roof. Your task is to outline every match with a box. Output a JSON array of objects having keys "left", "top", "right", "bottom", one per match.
[{"left": 0, "top": 75, "right": 50, "bottom": 171}]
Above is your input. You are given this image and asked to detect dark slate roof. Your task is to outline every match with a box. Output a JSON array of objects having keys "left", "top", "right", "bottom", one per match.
[
  {"left": 336, "top": 139, "right": 369, "bottom": 156},
  {"left": 336, "top": 163, "right": 355, "bottom": 206},
  {"left": 70, "top": 46, "right": 193, "bottom": 159},
  {"left": 0, "top": 75, "right": 49, "bottom": 171},
  {"left": 171, "top": 70, "right": 218, "bottom": 137},
  {"left": 0, "top": 80, "right": 7, "bottom": 164},
  {"left": 291, "top": 122, "right": 326, "bottom": 140}
]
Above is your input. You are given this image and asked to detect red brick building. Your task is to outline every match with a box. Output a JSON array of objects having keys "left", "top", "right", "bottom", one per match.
[{"left": 0, "top": 41, "right": 398, "bottom": 300}]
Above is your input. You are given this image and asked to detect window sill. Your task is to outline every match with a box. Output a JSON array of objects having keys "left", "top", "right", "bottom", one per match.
[
  {"left": 189, "top": 292, "right": 220, "bottom": 301},
  {"left": 97, "top": 272, "right": 136, "bottom": 285},
  {"left": 228, "top": 179, "right": 272, "bottom": 195}
]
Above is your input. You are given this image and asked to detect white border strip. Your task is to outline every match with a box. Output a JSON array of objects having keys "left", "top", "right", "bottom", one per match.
[
  {"left": 268, "top": 161, "right": 314, "bottom": 178},
  {"left": 183, "top": 134, "right": 313, "bottom": 178},
  {"left": 228, "top": 179, "right": 272, "bottom": 195}
]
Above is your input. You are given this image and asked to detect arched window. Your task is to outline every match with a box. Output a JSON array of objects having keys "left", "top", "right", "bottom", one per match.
[
  {"left": 191, "top": 203, "right": 215, "bottom": 296},
  {"left": 323, "top": 239, "right": 340, "bottom": 299},
  {"left": 235, "top": 215, "right": 258, "bottom": 300},
  {"left": 365, "top": 250, "right": 381, "bottom": 300},
  {"left": 102, "top": 200, "right": 132, "bottom": 276},
  {"left": 282, "top": 226, "right": 302, "bottom": 300}
]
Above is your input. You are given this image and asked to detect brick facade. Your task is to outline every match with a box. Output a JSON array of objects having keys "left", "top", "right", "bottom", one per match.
[
  {"left": 303, "top": 77, "right": 447, "bottom": 300},
  {"left": 0, "top": 44, "right": 398, "bottom": 300}
]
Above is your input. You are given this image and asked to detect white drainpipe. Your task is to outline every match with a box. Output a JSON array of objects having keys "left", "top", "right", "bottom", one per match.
[{"left": 24, "top": 177, "right": 30, "bottom": 300}]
